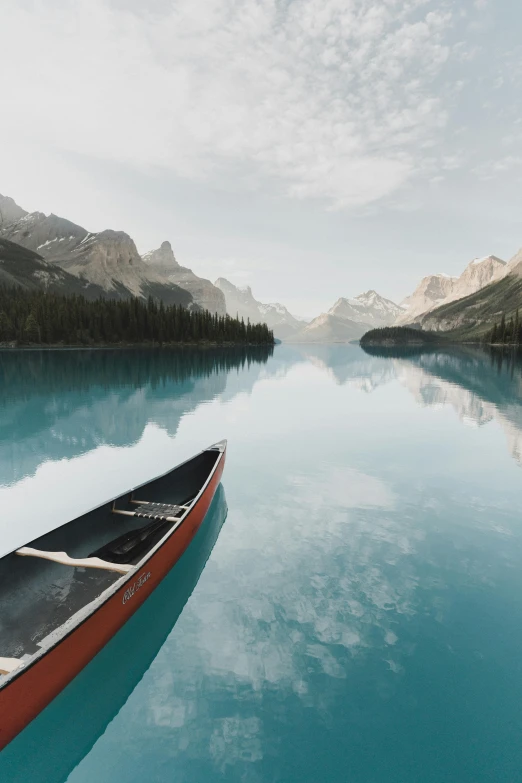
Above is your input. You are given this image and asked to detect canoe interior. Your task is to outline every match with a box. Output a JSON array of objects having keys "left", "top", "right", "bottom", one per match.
[{"left": 0, "top": 449, "right": 220, "bottom": 664}]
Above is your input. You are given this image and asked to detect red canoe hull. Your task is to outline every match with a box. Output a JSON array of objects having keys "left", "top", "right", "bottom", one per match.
[{"left": 0, "top": 452, "right": 224, "bottom": 750}]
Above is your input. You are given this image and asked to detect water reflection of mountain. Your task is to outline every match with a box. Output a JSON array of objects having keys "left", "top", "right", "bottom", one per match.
[
  {"left": 391, "top": 348, "right": 522, "bottom": 466},
  {"left": 360, "top": 346, "right": 522, "bottom": 467},
  {"left": 295, "top": 344, "right": 396, "bottom": 390},
  {"left": 0, "top": 485, "right": 227, "bottom": 783},
  {"left": 299, "top": 345, "right": 522, "bottom": 466},
  {"left": 0, "top": 348, "right": 274, "bottom": 485}
]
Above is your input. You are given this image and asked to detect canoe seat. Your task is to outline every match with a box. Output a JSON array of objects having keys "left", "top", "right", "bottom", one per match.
[
  {"left": 112, "top": 502, "right": 184, "bottom": 522},
  {"left": 133, "top": 502, "right": 184, "bottom": 520},
  {"left": 0, "top": 657, "right": 22, "bottom": 676}
]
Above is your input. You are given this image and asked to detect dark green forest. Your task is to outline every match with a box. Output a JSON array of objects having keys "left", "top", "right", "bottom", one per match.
[{"left": 0, "top": 287, "right": 274, "bottom": 346}]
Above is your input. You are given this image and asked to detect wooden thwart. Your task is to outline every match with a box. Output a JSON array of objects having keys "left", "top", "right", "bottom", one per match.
[
  {"left": 15, "top": 547, "right": 133, "bottom": 575},
  {"left": 0, "top": 658, "right": 22, "bottom": 676}
]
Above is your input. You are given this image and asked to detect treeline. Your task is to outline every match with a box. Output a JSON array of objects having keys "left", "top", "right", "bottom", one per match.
[
  {"left": 485, "top": 310, "right": 521, "bottom": 346},
  {"left": 0, "top": 287, "right": 274, "bottom": 346}
]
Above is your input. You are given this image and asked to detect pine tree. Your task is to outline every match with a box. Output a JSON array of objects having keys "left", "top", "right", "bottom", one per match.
[
  {"left": 500, "top": 312, "right": 506, "bottom": 343},
  {"left": 23, "top": 312, "right": 40, "bottom": 343},
  {"left": 0, "top": 311, "right": 13, "bottom": 341},
  {"left": 490, "top": 322, "right": 498, "bottom": 344}
]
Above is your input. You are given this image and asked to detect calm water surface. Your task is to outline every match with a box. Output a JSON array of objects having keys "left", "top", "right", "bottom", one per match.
[{"left": 1, "top": 345, "right": 522, "bottom": 783}]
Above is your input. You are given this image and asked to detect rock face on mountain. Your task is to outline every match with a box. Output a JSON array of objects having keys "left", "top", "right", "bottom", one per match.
[
  {"left": 143, "top": 242, "right": 225, "bottom": 315},
  {"left": 446, "top": 256, "right": 506, "bottom": 303},
  {"left": 421, "top": 249, "right": 522, "bottom": 335},
  {"left": 396, "top": 256, "right": 507, "bottom": 326},
  {"left": 395, "top": 274, "right": 458, "bottom": 325},
  {"left": 57, "top": 230, "right": 191, "bottom": 305},
  {"left": 506, "top": 248, "right": 522, "bottom": 276},
  {"left": 0, "top": 209, "right": 193, "bottom": 307},
  {"left": 0, "top": 237, "right": 109, "bottom": 299},
  {"left": 0, "top": 195, "right": 27, "bottom": 228},
  {"left": 329, "top": 291, "right": 404, "bottom": 328},
  {"left": 214, "top": 277, "right": 301, "bottom": 339}
]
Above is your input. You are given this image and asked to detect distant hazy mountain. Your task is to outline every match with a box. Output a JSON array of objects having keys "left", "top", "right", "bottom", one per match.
[
  {"left": 0, "top": 199, "right": 193, "bottom": 308},
  {"left": 0, "top": 237, "right": 109, "bottom": 299},
  {"left": 214, "top": 277, "right": 301, "bottom": 339},
  {"left": 329, "top": 290, "right": 404, "bottom": 328},
  {"left": 396, "top": 256, "right": 507, "bottom": 325},
  {"left": 286, "top": 312, "right": 365, "bottom": 343},
  {"left": 421, "top": 249, "right": 522, "bottom": 335},
  {"left": 142, "top": 241, "right": 225, "bottom": 315}
]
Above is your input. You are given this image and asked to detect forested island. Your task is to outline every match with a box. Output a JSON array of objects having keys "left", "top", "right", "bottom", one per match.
[
  {"left": 359, "top": 326, "right": 444, "bottom": 348},
  {"left": 0, "top": 287, "right": 274, "bottom": 347}
]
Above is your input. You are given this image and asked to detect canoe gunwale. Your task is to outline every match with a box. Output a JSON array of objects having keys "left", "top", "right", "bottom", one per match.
[{"left": 0, "top": 440, "right": 226, "bottom": 694}]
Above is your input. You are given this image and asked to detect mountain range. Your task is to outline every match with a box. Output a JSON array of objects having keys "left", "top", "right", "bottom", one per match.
[{"left": 1, "top": 191, "right": 521, "bottom": 343}]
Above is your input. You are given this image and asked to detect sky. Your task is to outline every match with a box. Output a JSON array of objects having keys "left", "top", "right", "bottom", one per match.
[{"left": 1, "top": 0, "right": 521, "bottom": 316}]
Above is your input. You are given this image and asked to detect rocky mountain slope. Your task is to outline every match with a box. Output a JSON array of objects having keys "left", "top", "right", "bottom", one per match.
[
  {"left": 0, "top": 237, "right": 109, "bottom": 299},
  {"left": 143, "top": 242, "right": 225, "bottom": 315},
  {"left": 329, "top": 290, "right": 404, "bottom": 328},
  {"left": 396, "top": 256, "right": 507, "bottom": 326},
  {"left": 395, "top": 274, "right": 457, "bottom": 325},
  {"left": 0, "top": 201, "right": 194, "bottom": 308},
  {"left": 214, "top": 277, "right": 301, "bottom": 339},
  {"left": 421, "top": 250, "right": 522, "bottom": 336}
]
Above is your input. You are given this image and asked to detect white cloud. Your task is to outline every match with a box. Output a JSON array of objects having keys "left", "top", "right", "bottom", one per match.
[
  {"left": 474, "top": 155, "right": 522, "bottom": 180},
  {"left": 0, "top": 0, "right": 453, "bottom": 210}
]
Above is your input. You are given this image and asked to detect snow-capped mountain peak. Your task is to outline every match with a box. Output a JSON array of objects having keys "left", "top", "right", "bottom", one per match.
[{"left": 328, "top": 291, "right": 403, "bottom": 328}]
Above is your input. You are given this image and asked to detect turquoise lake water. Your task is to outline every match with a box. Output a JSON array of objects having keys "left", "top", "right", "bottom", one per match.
[{"left": 0, "top": 344, "right": 522, "bottom": 782}]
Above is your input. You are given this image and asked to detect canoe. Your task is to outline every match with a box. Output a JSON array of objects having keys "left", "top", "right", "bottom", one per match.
[
  {"left": 0, "top": 439, "right": 226, "bottom": 750},
  {"left": 0, "top": 485, "right": 228, "bottom": 780}
]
